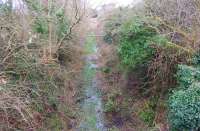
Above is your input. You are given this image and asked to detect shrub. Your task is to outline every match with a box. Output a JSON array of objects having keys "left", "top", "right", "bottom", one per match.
[
  {"left": 176, "top": 65, "right": 200, "bottom": 89},
  {"left": 104, "top": 98, "right": 117, "bottom": 113},
  {"left": 103, "top": 90, "right": 122, "bottom": 113},
  {"left": 169, "top": 55, "right": 200, "bottom": 130},
  {"left": 138, "top": 98, "right": 157, "bottom": 126},
  {"left": 27, "top": 0, "right": 69, "bottom": 40},
  {"left": 33, "top": 17, "right": 49, "bottom": 35},
  {"left": 0, "top": 1, "right": 82, "bottom": 130},
  {"left": 118, "top": 18, "right": 157, "bottom": 69},
  {"left": 139, "top": 108, "right": 155, "bottom": 126},
  {"left": 103, "top": 33, "right": 113, "bottom": 44},
  {"left": 55, "top": 9, "right": 69, "bottom": 39},
  {"left": 168, "top": 82, "right": 200, "bottom": 130}
]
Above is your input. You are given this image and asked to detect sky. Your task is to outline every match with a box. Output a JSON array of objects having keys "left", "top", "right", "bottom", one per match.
[
  {"left": 1, "top": 0, "right": 23, "bottom": 8},
  {"left": 88, "top": 0, "right": 142, "bottom": 9},
  {"left": 1, "top": 0, "right": 142, "bottom": 9}
]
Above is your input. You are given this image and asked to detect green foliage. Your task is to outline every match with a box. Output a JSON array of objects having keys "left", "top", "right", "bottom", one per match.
[
  {"left": 55, "top": 9, "right": 69, "bottom": 39},
  {"left": 5, "top": 49, "right": 65, "bottom": 122},
  {"left": 168, "top": 54, "right": 200, "bottom": 130},
  {"left": 104, "top": 98, "right": 117, "bottom": 112},
  {"left": 101, "top": 67, "right": 111, "bottom": 74},
  {"left": 104, "top": 90, "right": 121, "bottom": 113},
  {"left": 103, "top": 33, "right": 113, "bottom": 44},
  {"left": 193, "top": 51, "right": 200, "bottom": 66},
  {"left": 26, "top": 0, "right": 69, "bottom": 40},
  {"left": 25, "top": 0, "right": 49, "bottom": 35},
  {"left": 139, "top": 108, "right": 155, "bottom": 126},
  {"left": 118, "top": 18, "right": 162, "bottom": 69},
  {"left": 0, "top": 0, "right": 77, "bottom": 130},
  {"left": 25, "top": 0, "right": 43, "bottom": 12},
  {"left": 33, "top": 17, "right": 49, "bottom": 34},
  {"left": 103, "top": 8, "right": 133, "bottom": 44},
  {"left": 138, "top": 98, "right": 157, "bottom": 126},
  {"left": 176, "top": 65, "right": 200, "bottom": 89},
  {"left": 169, "top": 83, "right": 200, "bottom": 131}
]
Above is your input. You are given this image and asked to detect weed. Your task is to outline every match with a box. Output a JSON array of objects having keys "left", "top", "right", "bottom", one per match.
[{"left": 138, "top": 97, "right": 158, "bottom": 126}]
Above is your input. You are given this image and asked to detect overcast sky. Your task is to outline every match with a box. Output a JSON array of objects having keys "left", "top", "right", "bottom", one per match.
[
  {"left": 1, "top": 0, "right": 142, "bottom": 9},
  {"left": 88, "top": 0, "right": 142, "bottom": 8}
]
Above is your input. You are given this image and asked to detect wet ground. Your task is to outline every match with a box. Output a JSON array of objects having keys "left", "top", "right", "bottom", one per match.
[{"left": 78, "top": 34, "right": 106, "bottom": 131}]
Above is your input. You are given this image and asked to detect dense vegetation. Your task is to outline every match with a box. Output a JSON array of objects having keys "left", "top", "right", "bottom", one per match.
[
  {"left": 101, "top": 0, "right": 200, "bottom": 130},
  {"left": 0, "top": 0, "right": 84, "bottom": 130},
  {"left": 169, "top": 56, "right": 200, "bottom": 130},
  {"left": 1, "top": 0, "right": 200, "bottom": 130}
]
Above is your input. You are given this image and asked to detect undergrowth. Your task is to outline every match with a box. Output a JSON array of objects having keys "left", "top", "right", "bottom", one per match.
[
  {"left": 0, "top": 1, "right": 83, "bottom": 130},
  {"left": 102, "top": 2, "right": 197, "bottom": 130},
  {"left": 138, "top": 97, "right": 158, "bottom": 126}
]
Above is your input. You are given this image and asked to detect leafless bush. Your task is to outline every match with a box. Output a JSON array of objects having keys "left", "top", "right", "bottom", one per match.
[
  {"left": 0, "top": 0, "right": 85, "bottom": 130},
  {"left": 145, "top": 0, "right": 200, "bottom": 49},
  {"left": 141, "top": 0, "right": 200, "bottom": 95}
]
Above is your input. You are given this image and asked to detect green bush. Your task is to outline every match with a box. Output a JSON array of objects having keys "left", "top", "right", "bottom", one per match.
[
  {"left": 103, "top": 33, "right": 113, "bottom": 44},
  {"left": 138, "top": 98, "right": 157, "bottom": 126},
  {"left": 176, "top": 65, "right": 200, "bottom": 89},
  {"left": 55, "top": 9, "right": 69, "bottom": 39},
  {"left": 33, "top": 17, "right": 49, "bottom": 34},
  {"left": 118, "top": 18, "right": 167, "bottom": 69},
  {"left": 169, "top": 54, "right": 200, "bottom": 130},
  {"left": 139, "top": 108, "right": 155, "bottom": 126},
  {"left": 26, "top": 0, "right": 69, "bottom": 40},
  {"left": 169, "top": 82, "right": 200, "bottom": 130},
  {"left": 101, "top": 67, "right": 111, "bottom": 74},
  {"left": 104, "top": 98, "right": 117, "bottom": 113},
  {"left": 103, "top": 90, "right": 122, "bottom": 113}
]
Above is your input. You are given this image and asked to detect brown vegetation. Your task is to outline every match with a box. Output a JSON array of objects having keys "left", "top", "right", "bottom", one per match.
[
  {"left": 0, "top": 0, "right": 86, "bottom": 130},
  {"left": 98, "top": 0, "right": 200, "bottom": 130}
]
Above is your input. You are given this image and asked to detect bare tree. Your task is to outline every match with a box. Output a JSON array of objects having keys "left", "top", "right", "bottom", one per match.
[{"left": 145, "top": 0, "right": 200, "bottom": 50}]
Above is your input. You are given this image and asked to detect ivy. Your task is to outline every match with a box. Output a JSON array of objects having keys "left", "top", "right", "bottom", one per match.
[
  {"left": 176, "top": 65, "right": 200, "bottom": 89},
  {"left": 118, "top": 17, "right": 165, "bottom": 69},
  {"left": 26, "top": 0, "right": 69, "bottom": 40},
  {"left": 168, "top": 54, "right": 200, "bottom": 130},
  {"left": 169, "top": 83, "right": 200, "bottom": 130}
]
